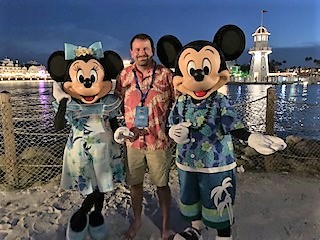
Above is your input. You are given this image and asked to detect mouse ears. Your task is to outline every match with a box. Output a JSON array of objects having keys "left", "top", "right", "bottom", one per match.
[
  {"left": 103, "top": 50, "right": 124, "bottom": 80},
  {"left": 47, "top": 51, "right": 68, "bottom": 82},
  {"left": 157, "top": 24, "right": 246, "bottom": 67},
  {"left": 157, "top": 35, "right": 183, "bottom": 68},
  {"left": 213, "top": 24, "right": 245, "bottom": 61}
]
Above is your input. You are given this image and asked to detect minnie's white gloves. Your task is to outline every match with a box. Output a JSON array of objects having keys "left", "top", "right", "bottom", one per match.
[
  {"left": 53, "top": 81, "right": 71, "bottom": 103},
  {"left": 114, "top": 127, "right": 134, "bottom": 144},
  {"left": 168, "top": 122, "right": 192, "bottom": 144},
  {"left": 248, "top": 133, "right": 287, "bottom": 155}
]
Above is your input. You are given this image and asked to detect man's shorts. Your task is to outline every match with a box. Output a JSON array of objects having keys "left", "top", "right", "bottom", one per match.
[
  {"left": 177, "top": 168, "right": 236, "bottom": 230},
  {"left": 125, "top": 147, "right": 171, "bottom": 187}
]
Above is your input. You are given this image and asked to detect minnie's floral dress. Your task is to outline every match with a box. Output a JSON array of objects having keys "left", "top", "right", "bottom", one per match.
[{"left": 54, "top": 94, "right": 124, "bottom": 195}]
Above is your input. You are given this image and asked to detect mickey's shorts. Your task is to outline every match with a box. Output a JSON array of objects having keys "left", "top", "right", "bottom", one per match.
[{"left": 177, "top": 168, "right": 236, "bottom": 230}]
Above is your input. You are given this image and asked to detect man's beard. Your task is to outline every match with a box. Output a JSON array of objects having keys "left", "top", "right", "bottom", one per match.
[{"left": 137, "top": 56, "right": 152, "bottom": 66}]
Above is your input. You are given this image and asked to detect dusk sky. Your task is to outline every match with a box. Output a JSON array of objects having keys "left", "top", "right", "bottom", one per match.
[{"left": 1, "top": 0, "right": 319, "bottom": 68}]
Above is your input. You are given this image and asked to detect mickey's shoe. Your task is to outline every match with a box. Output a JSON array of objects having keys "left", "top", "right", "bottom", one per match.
[
  {"left": 216, "top": 236, "right": 233, "bottom": 240},
  {"left": 88, "top": 211, "right": 108, "bottom": 240},
  {"left": 173, "top": 227, "right": 203, "bottom": 240},
  {"left": 66, "top": 214, "right": 89, "bottom": 240}
]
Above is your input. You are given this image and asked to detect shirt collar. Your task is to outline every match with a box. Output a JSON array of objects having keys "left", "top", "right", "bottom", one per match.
[{"left": 132, "top": 61, "right": 158, "bottom": 77}]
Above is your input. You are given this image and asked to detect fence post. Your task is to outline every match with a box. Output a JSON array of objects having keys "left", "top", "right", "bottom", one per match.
[
  {"left": 264, "top": 87, "right": 276, "bottom": 171},
  {"left": 0, "top": 91, "right": 18, "bottom": 188},
  {"left": 266, "top": 87, "right": 275, "bottom": 135}
]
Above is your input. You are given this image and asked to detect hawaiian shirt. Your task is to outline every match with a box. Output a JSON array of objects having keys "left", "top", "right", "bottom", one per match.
[
  {"left": 116, "top": 62, "right": 174, "bottom": 150},
  {"left": 168, "top": 92, "right": 245, "bottom": 172}
]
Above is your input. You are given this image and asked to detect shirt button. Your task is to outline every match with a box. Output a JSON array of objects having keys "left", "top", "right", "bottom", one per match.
[
  {"left": 191, "top": 138, "right": 196, "bottom": 142},
  {"left": 191, "top": 154, "right": 195, "bottom": 158}
]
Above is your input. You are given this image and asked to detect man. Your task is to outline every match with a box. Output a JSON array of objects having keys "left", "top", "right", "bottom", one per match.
[{"left": 115, "top": 33, "right": 174, "bottom": 240}]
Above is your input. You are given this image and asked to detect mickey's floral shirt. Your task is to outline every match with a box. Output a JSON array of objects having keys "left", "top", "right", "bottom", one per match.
[
  {"left": 168, "top": 92, "right": 245, "bottom": 172},
  {"left": 116, "top": 63, "right": 174, "bottom": 150}
]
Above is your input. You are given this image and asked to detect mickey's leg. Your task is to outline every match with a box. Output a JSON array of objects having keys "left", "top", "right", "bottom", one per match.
[
  {"left": 88, "top": 191, "right": 108, "bottom": 240},
  {"left": 202, "top": 170, "right": 236, "bottom": 240},
  {"left": 216, "top": 227, "right": 232, "bottom": 240}
]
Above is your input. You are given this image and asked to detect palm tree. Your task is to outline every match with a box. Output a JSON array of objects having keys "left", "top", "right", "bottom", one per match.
[
  {"left": 210, "top": 177, "right": 234, "bottom": 225},
  {"left": 313, "top": 59, "right": 320, "bottom": 67},
  {"left": 305, "top": 57, "right": 313, "bottom": 66}
]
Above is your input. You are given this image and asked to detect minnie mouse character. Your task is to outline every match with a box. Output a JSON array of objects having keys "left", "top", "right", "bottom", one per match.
[
  {"left": 48, "top": 42, "right": 132, "bottom": 240},
  {"left": 157, "top": 25, "right": 287, "bottom": 240}
]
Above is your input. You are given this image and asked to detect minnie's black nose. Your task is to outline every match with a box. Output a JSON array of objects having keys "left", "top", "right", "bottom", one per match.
[{"left": 80, "top": 78, "right": 93, "bottom": 88}]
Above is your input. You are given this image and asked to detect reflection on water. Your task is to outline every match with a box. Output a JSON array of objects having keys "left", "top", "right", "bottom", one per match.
[{"left": 0, "top": 80, "right": 320, "bottom": 140}]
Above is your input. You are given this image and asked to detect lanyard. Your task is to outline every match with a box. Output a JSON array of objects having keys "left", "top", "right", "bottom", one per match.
[{"left": 134, "top": 62, "right": 157, "bottom": 106}]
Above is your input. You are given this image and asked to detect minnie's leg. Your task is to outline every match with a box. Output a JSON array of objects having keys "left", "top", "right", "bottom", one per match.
[
  {"left": 88, "top": 191, "right": 108, "bottom": 240},
  {"left": 70, "top": 191, "right": 97, "bottom": 231},
  {"left": 89, "top": 191, "right": 105, "bottom": 226},
  {"left": 66, "top": 191, "right": 96, "bottom": 240}
]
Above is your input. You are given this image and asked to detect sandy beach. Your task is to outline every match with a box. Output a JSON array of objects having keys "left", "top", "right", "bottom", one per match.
[{"left": 1, "top": 170, "right": 320, "bottom": 240}]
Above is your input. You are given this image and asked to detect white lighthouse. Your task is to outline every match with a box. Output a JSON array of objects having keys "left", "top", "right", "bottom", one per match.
[{"left": 248, "top": 26, "right": 272, "bottom": 82}]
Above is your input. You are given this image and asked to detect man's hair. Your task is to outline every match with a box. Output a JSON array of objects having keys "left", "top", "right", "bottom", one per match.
[{"left": 130, "top": 33, "right": 154, "bottom": 50}]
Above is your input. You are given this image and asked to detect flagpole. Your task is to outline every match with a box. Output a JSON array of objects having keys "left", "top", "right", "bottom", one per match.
[{"left": 261, "top": 10, "right": 267, "bottom": 27}]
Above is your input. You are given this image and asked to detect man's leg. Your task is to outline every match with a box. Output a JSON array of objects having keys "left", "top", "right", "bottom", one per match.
[
  {"left": 157, "top": 185, "right": 171, "bottom": 239},
  {"left": 146, "top": 149, "right": 172, "bottom": 239},
  {"left": 124, "top": 147, "right": 146, "bottom": 239},
  {"left": 124, "top": 183, "right": 144, "bottom": 240}
]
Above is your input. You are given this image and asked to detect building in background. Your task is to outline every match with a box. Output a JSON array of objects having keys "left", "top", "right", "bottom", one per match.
[
  {"left": 248, "top": 26, "right": 272, "bottom": 82},
  {"left": 0, "top": 58, "right": 51, "bottom": 81}
]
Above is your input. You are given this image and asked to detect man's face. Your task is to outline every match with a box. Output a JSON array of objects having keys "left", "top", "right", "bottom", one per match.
[{"left": 130, "top": 39, "right": 154, "bottom": 67}]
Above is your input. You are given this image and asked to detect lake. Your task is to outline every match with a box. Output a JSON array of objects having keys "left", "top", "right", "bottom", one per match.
[{"left": 0, "top": 80, "right": 319, "bottom": 140}]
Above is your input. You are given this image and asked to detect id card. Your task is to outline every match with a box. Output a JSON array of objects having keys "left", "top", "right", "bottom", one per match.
[{"left": 134, "top": 106, "right": 149, "bottom": 128}]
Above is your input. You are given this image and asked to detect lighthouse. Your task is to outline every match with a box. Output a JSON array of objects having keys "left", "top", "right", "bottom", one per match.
[{"left": 248, "top": 26, "right": 272, "bottom": 82}]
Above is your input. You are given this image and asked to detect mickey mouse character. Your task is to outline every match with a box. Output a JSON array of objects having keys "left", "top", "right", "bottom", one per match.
[
  {"left": 48, "top": 42, "right": 130, "bottom": 240},
  {"left": 157, "top": 25, "right": 287, "bottom": 240}
]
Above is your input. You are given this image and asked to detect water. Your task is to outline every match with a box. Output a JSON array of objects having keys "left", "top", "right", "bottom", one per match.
[{"left": 1, "top": 80, "right": 320, "bottom": 140}]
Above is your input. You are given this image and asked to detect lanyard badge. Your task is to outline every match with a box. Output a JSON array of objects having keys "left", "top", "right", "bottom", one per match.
[
  {"left": 133, "top": 63, "right": 156, "bottom": 128},
  {"left": 134, "top": 106, "right": 149, "bottom": 128}
]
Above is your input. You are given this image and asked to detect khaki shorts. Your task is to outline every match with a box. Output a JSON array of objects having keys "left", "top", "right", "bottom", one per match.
[{"left": 125, "top": 147, "right": 171, "bottom": 187}]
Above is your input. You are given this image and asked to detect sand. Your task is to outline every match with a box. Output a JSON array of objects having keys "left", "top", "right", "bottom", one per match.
[{"left": 0, "top": 170, "right": 320, "bottom": 240}]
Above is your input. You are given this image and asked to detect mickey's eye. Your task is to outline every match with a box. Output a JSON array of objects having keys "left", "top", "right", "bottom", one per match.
[
  {"left": 76, "top": 69, "right": 84, "bottom": 83},
  {"left": 202, "top": 58, "right": 211, "bottom": 75},
  {"left": 187, "top": 61, "right": 196, "bottom": 76},
  {"left": 90, "top": 69, "right": 98, "bottom": 82}
]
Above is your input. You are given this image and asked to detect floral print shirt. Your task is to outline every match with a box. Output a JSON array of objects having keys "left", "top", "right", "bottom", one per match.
[
  {"left": 116, "top": 62, "right": 174, "bottom": 150},
  {"left": 168, "top": 92, "right": 245, "bottom": 171}
]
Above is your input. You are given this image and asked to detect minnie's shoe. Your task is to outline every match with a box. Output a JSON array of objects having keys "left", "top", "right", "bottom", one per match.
[
  {"left": 88, "top": 211, "right": 108, "bottom": 240},
  {"left": 66, "top": 214, "right": 89, "bottom": 240}
]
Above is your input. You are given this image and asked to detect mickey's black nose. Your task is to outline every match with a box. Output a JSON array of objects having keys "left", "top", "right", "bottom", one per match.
[{"left": 192, "top": 69, "right": 204, "bottom": 82}]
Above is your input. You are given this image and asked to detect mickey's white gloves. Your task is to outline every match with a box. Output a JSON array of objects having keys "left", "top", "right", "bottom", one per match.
[
  {"left": 237, "top": 165, "right": 245, "bottom": 173},
  {"left": 248, "top": 133, "right": 287, "bottom": 155},
  {"left": 114, "top": 127, "right": 134, "bottom": 144},
  {"left": 53, "top": 81, "right": 71, "bottom": 103},
  {"left": 169, "top": 122, "right": 192, "bottom": 144}
]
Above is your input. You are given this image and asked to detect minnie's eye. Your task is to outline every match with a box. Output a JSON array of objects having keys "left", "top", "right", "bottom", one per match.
[
  {"left": 187, "top": 61, "right": 196, "bottom": 76},
  {"left": 76, "top": 69, "right": 84, "bottom": 83},
  {"left": 90, "top": 69, "right": 98, "bottom": 82},
  {"left": 203, "top": 58, "right": 211, "bottom": 75}
]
